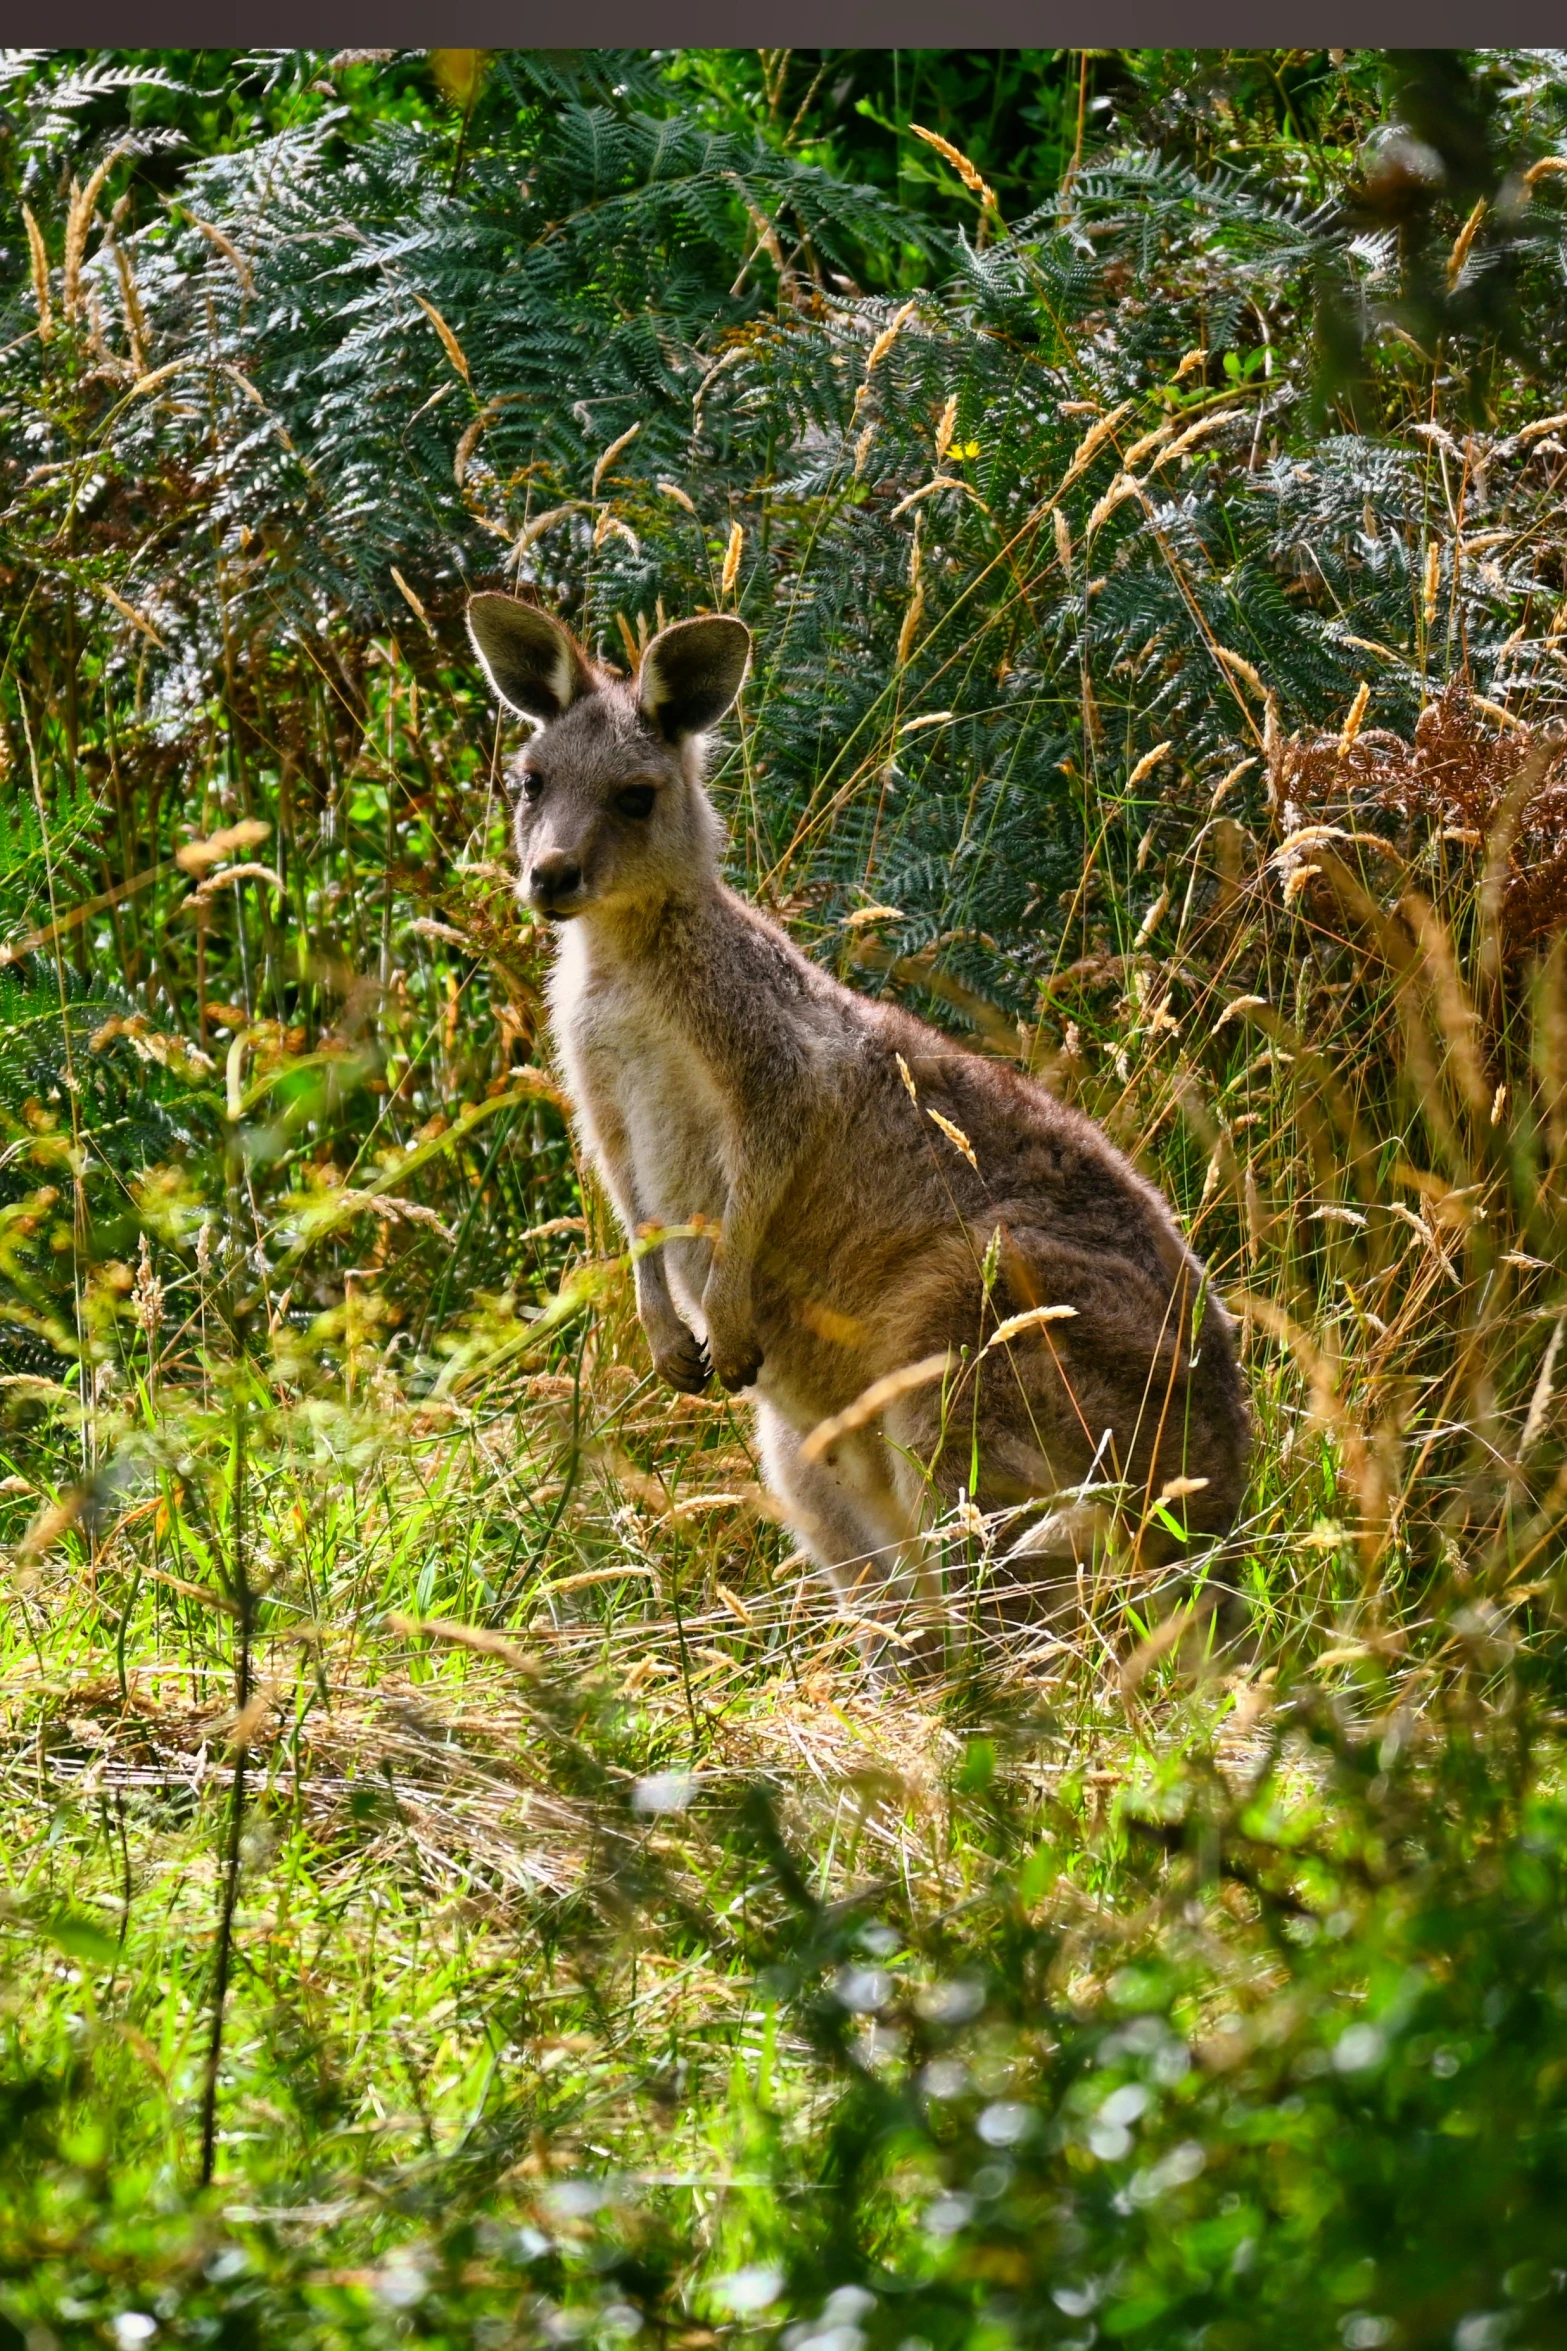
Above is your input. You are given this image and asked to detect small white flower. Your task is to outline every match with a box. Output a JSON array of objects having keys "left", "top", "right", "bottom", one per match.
[
  {"left": 834, "top": 1965, "right": 892, "bottom": 2013},
  {"left": 632, "top": 1771, "right": 696, "bottom": 1816},
  {"left": 1127, "top": 2140, "right": 1206, "bottom": 2205},
  {"left": 976, "top": 2099, "right": 1035, "bottom": 2147},
  {"left": 823, "top": 2289, "right": 876, "bottom": 2325},
  {"left": 923, "top": 2193, "right": 973, "bottom": 2238},
  {"left": 1455, "top": 2318, "right": 1509, "bottom": 2351},
  {"left": 711, "top": 2268, "right": 784, "bottom": 2317},
  {"left": 1052, "top": 2285, "right": 1102, "bottom": 2319},
  {"left": 545, "top": 2177, "right": 611, "bottom": 2218},
  {"left": 914, "top": 1978, "right": 985, "bottom": 2023},
  {"left": 1334, "top": 2023, "right": 1386, "bottom": 2073},
  {"left": 374, "top": 2258, "right": 427, "bottom": 2311}
]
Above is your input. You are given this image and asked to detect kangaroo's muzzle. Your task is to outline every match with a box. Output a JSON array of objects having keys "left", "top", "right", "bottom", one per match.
[{"left": 527, "top": 852, "right": 586, "bottom": 918}]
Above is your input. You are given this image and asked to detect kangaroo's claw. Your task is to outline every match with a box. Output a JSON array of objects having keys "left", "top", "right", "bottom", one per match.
[{"left": 654, "top": 1328, "right": 712, "bottom": 1394}]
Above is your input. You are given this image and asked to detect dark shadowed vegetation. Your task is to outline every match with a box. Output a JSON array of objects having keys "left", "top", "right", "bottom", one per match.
[{"left": 6, "top": 44, "right": 1567, "bottom": 2351}]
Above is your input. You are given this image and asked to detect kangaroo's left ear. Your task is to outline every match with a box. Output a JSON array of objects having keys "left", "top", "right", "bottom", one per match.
[
  {"left": 638, "top": 616, "right": 751, "bottom": 741},
  {"left": 467, "top": 594, "right": 594, "bottom": 723}
]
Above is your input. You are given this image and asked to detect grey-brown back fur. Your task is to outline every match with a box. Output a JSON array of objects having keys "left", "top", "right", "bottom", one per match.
[{"left": 467, "top": 593, "right": 1250, "bottom": 1644}]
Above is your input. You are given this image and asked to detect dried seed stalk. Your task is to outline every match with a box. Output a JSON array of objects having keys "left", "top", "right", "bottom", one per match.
[{"left": 22, "top": 206, "right": 52, "bottom": 340}]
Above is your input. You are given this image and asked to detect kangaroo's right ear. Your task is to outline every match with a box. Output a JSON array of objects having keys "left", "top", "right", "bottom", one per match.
[
  {"left": 467, "top": 595, "right": 593, "bottom": 724},
  {"left": 639, "top": 615, "right": 751, "bottom": 741}
]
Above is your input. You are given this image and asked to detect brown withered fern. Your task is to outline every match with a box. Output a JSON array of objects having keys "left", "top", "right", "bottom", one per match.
[{"left": 1276, "top": 687, "right": 1567, "bottom": 961}]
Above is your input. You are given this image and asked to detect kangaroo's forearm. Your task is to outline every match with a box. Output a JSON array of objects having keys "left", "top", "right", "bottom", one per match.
[
  {"left": 576, "top": 1089, "right": 699, "bottom": 1358},
  {"left": 572, "top": 1080, "right": 640, "bottom": 1234}
]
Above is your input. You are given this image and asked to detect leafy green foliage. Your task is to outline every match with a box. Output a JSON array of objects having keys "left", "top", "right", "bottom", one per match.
[{"left": 736, "top": 1713, "right": 1567, "bottom": 2348}]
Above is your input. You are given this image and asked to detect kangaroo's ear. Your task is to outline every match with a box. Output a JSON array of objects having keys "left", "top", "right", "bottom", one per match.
[
  {"left": 467, "top": 595, "right": 593, "bottom": 723},
  {"left": 638, "top": 616, "right": 751, "bottom": 741}
]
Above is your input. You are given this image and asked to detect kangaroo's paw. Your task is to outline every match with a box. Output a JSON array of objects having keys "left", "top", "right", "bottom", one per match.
[
  {"left": 650, "top": 1325, "right": 711, "bottom": 1395},
  {"left": 701, "top": 1283, "right": 763, "bottom": 1394},
  {"left": 707, "top": 1328, "right": 763, "bottom": 1394}
]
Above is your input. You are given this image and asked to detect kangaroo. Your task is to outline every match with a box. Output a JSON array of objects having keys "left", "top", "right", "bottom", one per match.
[{"left": 467, "top": 593, "right": 1250, "bottom": 1648}]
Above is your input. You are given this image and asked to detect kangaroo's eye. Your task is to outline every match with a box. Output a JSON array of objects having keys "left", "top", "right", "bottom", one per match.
[
  {"left": 616, "top": 784, "right": 657, "bottom": 820},
  {"left": 518, "top": 771, "right": 545, "bottom": 805}
]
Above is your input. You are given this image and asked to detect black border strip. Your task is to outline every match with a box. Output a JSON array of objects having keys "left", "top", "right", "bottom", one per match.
[{"left": 9, "top": 17, "right": 1567, "bottom": 51}]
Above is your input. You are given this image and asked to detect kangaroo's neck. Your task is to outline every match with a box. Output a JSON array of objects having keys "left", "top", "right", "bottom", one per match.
[
  {"left": 554, "top": 875, "right": 823, "bottom": 1064},
  {"left": 570, "top": 870, "right": 727, "bottom": 972},
  {"left": 552, "top": 875, "right": 726, "bottom": 1021}
]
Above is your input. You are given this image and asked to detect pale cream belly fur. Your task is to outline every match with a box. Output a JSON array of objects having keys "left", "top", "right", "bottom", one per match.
[{"left": 554, "top": 971, "right": 729, "bottom": 1326}]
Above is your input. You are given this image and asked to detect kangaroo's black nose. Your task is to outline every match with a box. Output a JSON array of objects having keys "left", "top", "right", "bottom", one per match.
[{"left": 529, "top": 856, "right": 583, "bottom": 915}]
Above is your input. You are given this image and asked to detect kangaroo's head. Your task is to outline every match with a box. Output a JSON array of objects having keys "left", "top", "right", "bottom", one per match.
[{"left": 466, "top": 596, "right": 750, "bottom": 925}]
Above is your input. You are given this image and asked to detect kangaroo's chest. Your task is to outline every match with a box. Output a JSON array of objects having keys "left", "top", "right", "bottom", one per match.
[{"left": 552, "top": 946, "right": 731, "bottom": 1226}]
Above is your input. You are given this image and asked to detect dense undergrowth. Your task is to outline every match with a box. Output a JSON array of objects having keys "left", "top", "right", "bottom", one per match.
[{"left": 6, "top": 44, "right": 1567, "bottom": 2351}]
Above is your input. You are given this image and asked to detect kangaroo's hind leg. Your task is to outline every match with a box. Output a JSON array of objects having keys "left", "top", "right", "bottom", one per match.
[
  {"left": 879, "top": 1384, "right": 1106, "bottom": 1662},
  {"left": 752, "top": 1400, "right": 944, "bottom": 1664}
]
